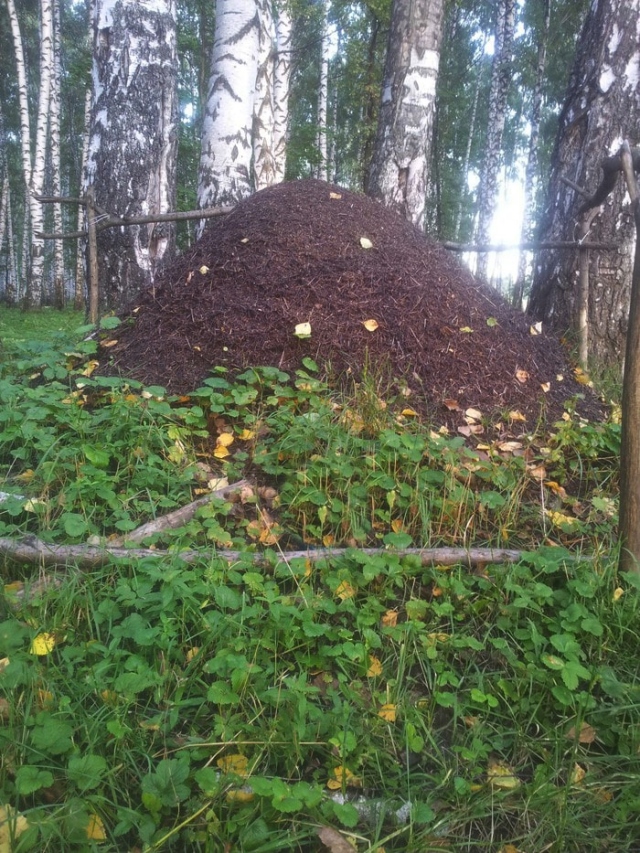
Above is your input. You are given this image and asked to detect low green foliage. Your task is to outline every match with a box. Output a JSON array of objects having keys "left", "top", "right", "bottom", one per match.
[{"left": 0, "top": 311, "right": 636, "bottom": 852}]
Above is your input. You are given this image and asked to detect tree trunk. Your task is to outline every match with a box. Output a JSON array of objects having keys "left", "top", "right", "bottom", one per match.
[
  {"left": 75, "top": 88, "right": 92, "bottom": 313},
  {"left": 253, "top": 0, "right": 276, "bottom": 190},
  {"left": 366, "top": 0, "right": 445, "bottom": 229},
  {"left": 512, "top": 0, "right": 550, "bottom": 310},
  {"left": 475, "top": 0, "right": 516, "bottom": 281},
  {"left": 50, "top": 0, "right": 65, "bottom": 309},
  {"left": 197, "top": 0, "right": 259, "bottom": 215},
  {"left": 273, "top": 1, "right": 292, "bottom": 184},
  {"left": 527, "top": 0, "right": 640, "bottom": 368},
  {"left": 87, "top": 0, "right": 178, "bottom": 312},
  {"left": 316, "top": 2, "right": 331, "bottom": 182}
]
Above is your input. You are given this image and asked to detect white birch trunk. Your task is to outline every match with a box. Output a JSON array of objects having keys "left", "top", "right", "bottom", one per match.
[
  {"left": 197, "top": 0, "right": 259, "bottom": 214},
  {"left": 316, "top": 3, "right": 331, "bottom": 182},
  {"left": 273, "top": 2, "right": 292, "bottom": 183},
  {"left": 6, "top": 183, "right": 18, "bottom": 305},
  {"left": 0, "top": 175, "right": 8, "bottom": 300},
  {"left": 367, "top": 0, "right": 445, "bottom": 229},
  {"left": 50, "top": 0, "right": 65, "bottom": 308},
  {"left": 87, "top": 0, "right": 179, "bottom": 311},
  {"left": 6, "top": 0, "right": 52, "bottom": 306},
  {"left": 75, "top": 88, "right": 92, "bottom": 312},
  {"left": 253, "top": 0, "right": 276, "bottom": 190}
]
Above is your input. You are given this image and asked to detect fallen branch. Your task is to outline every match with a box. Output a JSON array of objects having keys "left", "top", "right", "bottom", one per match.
[
  {"left": 111, "top": 479, "right": 250, "bottom": 545},
  {"left": 0, "top": 537, "right": 554, "bottom": 571},
  {"left": 442, "top": 239, "right": 619, "bottom": 253}
]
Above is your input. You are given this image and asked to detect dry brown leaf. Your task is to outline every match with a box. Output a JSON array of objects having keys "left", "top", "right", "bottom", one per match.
[
  {"left": 515, "top": 368, "right": 529, "bottom": 383},
  {"left": 567, "top": 722, "right": 597, "bottom": 744},
  {"left": 317, "top": 825, "right": 355, "bottom": 852},
  {"left": 458, "top": 424, "right": 484, "bottom": 437},
  {"left": 508, "top": 410, "right": 526, "bottom": 422},
  {"left": 464, "top": 407, "right": 483, "bottom": 423},
  {"left": 443, "top": 398, "right": 461, "bottom": 411},
  {"left": 329, "top": 192, "right": 342, "bottom": 200},
  {"left": 381, "top": 609, "right": 398, "bottom": 627}
]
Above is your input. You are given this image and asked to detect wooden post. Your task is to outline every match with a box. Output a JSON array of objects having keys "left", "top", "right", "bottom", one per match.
[
  {"left": 85, "top": 186, "right": 99, "bottom": 324},
  {"left": 618, "top": 142, "right": 640, "bottom": 573}
]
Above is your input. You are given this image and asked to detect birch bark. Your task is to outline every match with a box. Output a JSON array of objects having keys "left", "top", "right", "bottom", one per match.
[
  {"left": 366, "top": 0, "right": 445, "bottom": 229},
  {"left": 316, "top": 3, "right": 331, "bottom": 182},
  {"left": 527, "top": 0, "right": 640, "bottom": 367},
  {"left": 87, "top": 0, "right": 179, "bottom": 312},
  {"left": 50, "top": 0, "right": 65, "bottom": 308},
  {"left": 273, "top": 2, "right": 292, "bottom": 183},
  {"left": 197, "top": 0, "right": 259, "bottom": 213},
  {"left": 253, "top": 0, "right": 276, "bottom": 190}
]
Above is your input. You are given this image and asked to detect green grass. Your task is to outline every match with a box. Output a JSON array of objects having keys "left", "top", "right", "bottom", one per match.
[
  {"left": 0, "top": 310, "right": 637, "bottom": 853},
  {"left": 0, "top": 307, "right": 84, "bottom": 351}
]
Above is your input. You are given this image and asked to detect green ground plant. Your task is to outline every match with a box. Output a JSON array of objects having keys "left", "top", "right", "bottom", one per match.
[{"left": 0, "top": 311, "right": 637, "bottom": 853}]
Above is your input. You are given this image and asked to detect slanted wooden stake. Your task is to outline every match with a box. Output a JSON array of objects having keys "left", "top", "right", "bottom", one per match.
[{"left": 618, "top": 142, "right": 640, "bottom": 573}]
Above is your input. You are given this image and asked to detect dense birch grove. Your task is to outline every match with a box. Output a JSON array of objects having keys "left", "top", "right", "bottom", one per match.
[{"left": 4, "top": 0, "right": 640, "bottom": 373}]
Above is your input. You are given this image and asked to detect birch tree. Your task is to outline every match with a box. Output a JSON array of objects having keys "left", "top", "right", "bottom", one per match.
[
  {"left": 87, "top": 0, "right": 179, "bottom": 311},
  {"left": 366, "top": 0, "right": 445, "bottom": 229},
  {"left": 6, "top": 0, "right": 54, "bottom": 307},
  {"left": 316, "top": 2, "right": 331, "bottom": 182},
  {"left": 197, "top": 0, "right": 259, "bottom": 213},
  {"left": 253, "top": 0, "right": 277, "bottom": 190},
  {"left": 475, "top": 0, "right": 516, "bottom": 281},
  {"left": 50, "top": 0, "right": 65, "bottom": 308},
  {"left": 273, "top": 1, "right": 292, "bottom": 183},
  {"left": 527, "top": 0, "right": 640, "bottom": 367}
]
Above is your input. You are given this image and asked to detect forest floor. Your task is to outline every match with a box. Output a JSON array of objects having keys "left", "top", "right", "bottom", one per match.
[{"left": 102, "top": 179, "right": 603, "bottom": 430}]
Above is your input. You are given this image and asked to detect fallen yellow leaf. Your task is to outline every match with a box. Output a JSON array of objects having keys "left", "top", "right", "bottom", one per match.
[
  {"left": 294, "top": 322, "right": 312, "bottom": 339},
  {"left": 100, "top": 339, "right": 118, "bottom": 348},
  {"left": 378, "top": 703, "right": 397, "bottom": 722},
  {"left": 29, "top": 633, "right": 57, "bottom": 656},
  {"left": 529, "top": 322, "right": 542, "bottom": 335},
  {"left": 199, "top": 265, "right": 210, "bottom": 274},
  {"left": 487, "top": 760, "right": 521, "bottom": 789},
  {"left": 359, "top": 236, "right": 373, "bottom": 249},
  {"left": 400, "top": 407, "right": 418, "bottom": 417},
  {"left": 613, "top": 587, "right": 624, "bottom": 602},
  {"left": 515, "top": 368, "right": 529, "bottom": 383},
  {"left": 329, "top": 192, "right": 342, "bottom": 199},
  {"left": 216, "top": 433, "right": 234, "bottom": 447},
  {"left": 225, "top": 787, "right": 255, "bottom": 803},
  {"left": 217, "top": 753, "right": 249, "bottom": 777},
  {"left": 381, "top": 610, "right": 398, "bottom": 628},
  {"left": 326, "top": 765, "right": 361, "bottom": 790},
  {"left": 213, "top": 445, "right": 230, "bottom": 459},
  {"left": 571, "top": 763, "right": 586, "bottom": 784},
  {"left": 459, "top": 326, "right": 474, "bottom": 333},
  {"left": 541, "top": 382, "right": 551, "bottom": 393},
  {"left": 0, "top": 805, "right": 29, "bottom": 848},
  {"left": 86, "top": 812, "right": 107, "bottom": 841},
  {"left": 366, "top": 655, "right": 383, "bottom": 677},
  {"left": 362, "top": 318, "right": 379, "bottom": 331},
  {"left": 335, "top": 580, "right": 356, "bottom": 600},
  {"left": 508, "top": 410, "right": 526, "bottom": 422}
]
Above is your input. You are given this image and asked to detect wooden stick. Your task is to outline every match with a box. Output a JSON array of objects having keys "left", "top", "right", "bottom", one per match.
[
  {"left": 110, "top": 479, "right": 250, "bottom": 545},
  {"left": 0, "top": 536, "right": 580, "bottom": 571}
]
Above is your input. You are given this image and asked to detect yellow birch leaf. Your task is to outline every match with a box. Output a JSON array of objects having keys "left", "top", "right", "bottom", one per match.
[
  {"left": 465, "top": 407, "right": 483, "bottom": 422},
  {"left": 294, "top": 322, "right": 312, "bottom": 338},
  {"left": 213, "top": 445, "right": 230, "bottom": 459},
  {"left": 541, "top": 382, "right": 551, "bottom": 393},
  {"left": 362, "top": 318, "right": 379, "bottom": 331},
  {"left": 381, "top": 610, "right": 398, "bottom": 627},
  {"left": 238, "top": 429, "right": 255, "bottom": 440},
  {"left": 571, "top": 763, "right": 586, "bottom": 785},
  {"left": 515, "top": 368, "right": 529, "bottom": 383},
  {"left": 401, "top": 407, "right": 418, "bottom": 417},
  {"left": 613, "top": 587, "right": 624, "bottom": 602},
  {"left": 359, "top": 236, "right": 373, "bottom": 249},
  {"left": 217, "top": 753, "right": 249, "bottom": 777},
  {"left": 326, "top": 765, "right": 361, "bottom": 790},
  {"left": 530, "top": 322, "right": 542, "bottom": 335},
  {"left": 100, "top": 339, "right": 118, "bottom": 348},
  {"left": 86, "top": 812, "right": 107, "bottom": 841},
  {"left": 378, "top": 703, "right": 397, "bottom": 722},
  {"left": 508, "top": 410, "right": 526, "bottom": 422},
  {"left": 226, "top": 787, "right": 254, "bottom": 803},
  {"left": 487, "top": 760, "right": 520, "bottom": 789},
  {"left": 30, "top": 633, "right": 57, "bottom": 656},
  {"left": 199, "top": 265, "right": 209, "bottom": 274},
  {"left": 459, "top": 326, "right": 474, "bottom": 333},
  {"left": 391, "top": 519, "right": 404, "bottom": 533},
  {"left": 329, "top": 192, "right": 342, "bottom": 199},
  {"left": 366, "top": 655, "right": 383, "bottom": 677},
  {"left": 81, "top": 360, "right": 100, "bottom": 377},
  {"left": 100, "top": 690, "right": 119, "bottom": 706},
  {"left": 216, "top": 433, "right": 234, "bottom": 447},
  {"left": 185, "top": 647, "right": 200, "bottom": 663},
  {"left": 0, "top": 805, "right": 29, "bottom": 848},
  {"left": 335, "top": 580, "right": 356, "bottom": 600},
  {"left": 322, "top": 533, "right": 335, "bottom": 547}
]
